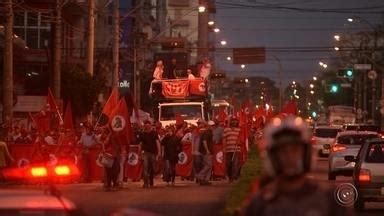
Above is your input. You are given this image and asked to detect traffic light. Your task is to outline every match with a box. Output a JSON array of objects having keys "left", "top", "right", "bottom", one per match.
[
  {"left": 311, "top": 111, "right": 317, "bottom": 118},
  {"left": 337, "top": 68, "right": 354, "bottom": 78},
  {"left": 329, "top": 84, "right": 339, "bottom": 93}
]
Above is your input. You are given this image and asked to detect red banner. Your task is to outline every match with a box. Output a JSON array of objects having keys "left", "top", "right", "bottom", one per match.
[
  {"left": 125, "top": 145, "right": 142, "bottom": 181},
  {"left": 189, "top": 79, "right": 207, "bottom": 96},
  {"left": 176, "top": 141, "right": 193, "bottom": 177},
  {"left": 213, "top": 144, "right": 225, "bottom": 177},
  {"left": 162, "top": 80, "right": 189, "bottom": 98}
]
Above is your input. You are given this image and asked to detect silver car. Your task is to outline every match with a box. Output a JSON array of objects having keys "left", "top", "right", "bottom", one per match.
[
  {"left": 328, "top": 131, "right": 379, "bottom": 180},
  {"left": 312, "top": 126, "right": 341, "bottom": 157},
  {"left": 345, "top": 138, "right": 384, "bottom": 211}
]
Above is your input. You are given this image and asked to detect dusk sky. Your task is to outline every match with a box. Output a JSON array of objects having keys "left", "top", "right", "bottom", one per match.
[{"left": 214, "top": 0, "right": 384, "bottom": 86}]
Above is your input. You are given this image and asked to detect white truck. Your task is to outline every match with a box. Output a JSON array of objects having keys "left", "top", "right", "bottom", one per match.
[
  {"left": 158, "top": 101, "right": 206, "bottom": 127},
  {"left": 328, "top": 105, "right": 356, "bottom": 127}
]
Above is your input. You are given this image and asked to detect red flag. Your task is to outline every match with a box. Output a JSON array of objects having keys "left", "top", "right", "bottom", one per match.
[
  {"left": 176, "top": 141, "right": 193, "bottom": 177},
  {"left": 29, "top": 111, "right": 50, "bottom": 133},
  {"left": 109, "top": 98, "right": 132, "bottom": 146},
  {"left": 217, "top": 107, "right": 228, "bottom": 123},
  {"left": 103, "top": 88, "right": 119, "bottom": 118},
  {"left": 47, "top": 88, "right": 63, "bottom": 125},
  {"left": 241, "top": 99, "right": 253, "bottom": 118},
  {"left": 63, "top": 101, "right": 74, "bottom": 130},
  {"left": 213, "top": 144, "right": 225, "bottom": 177},
  {"left": 189, "top": 79, "right": 207, "bottom": 96},
  {"left": 126, "top": 145, "right": 142, "bottom": 181},
  {"left": 175, "top": 113, "right": 184, "bottom": 126},
  {"left": 162, "top": 80, "right": 189, "bottom": 98},
  {"left": 281, "top": 100, "right": 298, "bottom": 115}
]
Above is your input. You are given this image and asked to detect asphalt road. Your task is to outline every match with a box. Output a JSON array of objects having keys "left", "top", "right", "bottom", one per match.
[
  {"left": 59, "top": 179, "right": 231, "bottom": 216},
  {"left": 310, "top": 156, "right": 384, "bottom": 216}
]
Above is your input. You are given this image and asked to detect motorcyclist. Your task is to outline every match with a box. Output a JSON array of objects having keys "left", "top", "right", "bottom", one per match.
[{"left": 242, "top": 116, "right": 354, "bottom": 216}]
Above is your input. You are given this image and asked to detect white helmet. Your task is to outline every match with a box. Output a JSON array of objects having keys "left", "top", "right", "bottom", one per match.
[{"left": 261, "top": 116, "right": 312, "bottom": 178}]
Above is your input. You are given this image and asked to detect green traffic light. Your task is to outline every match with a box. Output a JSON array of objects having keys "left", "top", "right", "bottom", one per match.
[
  {"left": 346, "top": 69, "right": 353, "bottom": 77},
  {"left": 330, "top": 85, "right": 338, "bottom": 93},
  {"left": 311, "top": 111, "right": 317, "bottom": 118}
]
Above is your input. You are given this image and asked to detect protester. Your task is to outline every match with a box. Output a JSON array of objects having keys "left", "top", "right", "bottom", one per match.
[
  {"left": 242, "top": 116, "right": 353, "bottom": 216},
  {"left": 165, "top": 58, "right": 177, "bottom": 79},
  {"left": 100, "top": 127, "right": 121, "bottom": 191},
  {"left": 191, "top": 120, "right": 204, "bottom": 181},
  {"left": 187, "top": 69, "right": 196, "bottom": 80},
  {"left": 161, "top": 127, "right": 181, "bottom": 186},
  {"left": 78, "top": 126, "right": 98, "bottom": 182},
  {"left": 198, "top": 58, "right": 211, "bottom": 80},
  {"left": 0, "top": 141, "right": 14, "bottom": 169},
  {"left": 139, "top": 121, "right": 161, "bottom": 188},
  {"left": 153, "top": 60, "right": 164, "bottom": 80},
  {"left": 223, "top": 117, "right": 241, "bottom": 182},
  {"left": 196, "top": 120, "right": 215, "bottom": 185}
]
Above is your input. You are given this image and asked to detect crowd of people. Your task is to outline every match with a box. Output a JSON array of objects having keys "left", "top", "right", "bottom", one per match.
[{"left": 0, "top": 114, "right": 247, "bottom": 191}]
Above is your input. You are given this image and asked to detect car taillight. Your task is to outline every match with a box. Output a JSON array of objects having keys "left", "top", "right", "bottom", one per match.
[
  {"left": 332, "top": 144, "right": 346, "bottom": 152},
  {"left": 358, "top": 169, "right": 371, "bottom": 183},
  {"left": 54, "top": 165, "right": 71, "bottom": 176},
  {"left": 30, "top": 166, "right": 48, "bottom": 177}
]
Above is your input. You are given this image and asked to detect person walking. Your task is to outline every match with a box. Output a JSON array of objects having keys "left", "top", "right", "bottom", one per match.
[
  {"left": 223, "top": 118, "right": 241, "bottom": 182},
  {"left": 139, "top": 121, "right": 161, "bottom": 188},
  {"left": 78, "top": 126, "right": 98, "bottom": 182},
  {"left": 196, "top": 120, "right": 215, "bottom": 185},
  {"left": 100, "top": 128, "right": 121, "bottom": 191},
  {"left": 161, "top": 127, "right": 181, "bottom": 186}
]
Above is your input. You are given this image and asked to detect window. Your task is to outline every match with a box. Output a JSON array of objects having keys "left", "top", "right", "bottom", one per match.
[
  {"left": 13, "top": 11, "right": 51, "bottom": 49},
  {"left": 314, "top": 128, "right": 341, "bottom": 138},
  {"left": 365, "top": 143, "right": 384, "bottom": 163},
  {"left": 160, "top": 105, "right": 202, "bottom": 121},
  {"left": 337, "top": 134, "right": 379, "bottom": 145}
]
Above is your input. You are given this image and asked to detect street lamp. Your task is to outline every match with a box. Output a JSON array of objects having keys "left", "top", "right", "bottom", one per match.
[
  {"left": 313, "top": 76, "right": 317, "bottom": 81},
  {"left": 334, "top": 34, "right": 340, "bottom": 41},
  {"left": 292, "top": 81, "right": 296, "bottom": 85},
  {"left": 309, "top": 83, "right": 314, "bottom": 89},
  {"left": 241, "top": 64, "right": 245, "bottom": 69},
  {"left": 245, "top": 78, "right": 249, "bottom": 83},
  {"left": 220, "top": 40, "right": 227, "bottom": 46},
  {"left": 213, "top": 28, "right": 220, "bottom": 33},
  {"left": 198, "top": 6, "right": 206, "bottom": 13},
  {"left": 226, "top": 56, "right": 231, "bottom": 61},
  {"left": 310, "top": 90, "right": 315, "bottom": 94},
  {"left": 208, "top": 21, "right": 215, "bottom": 26},
  {"left": 347, "top": 18, "right": 354, "bottom": 22},
  {"left": 334, "top": 46, "right": 340, "bottom": 51}
]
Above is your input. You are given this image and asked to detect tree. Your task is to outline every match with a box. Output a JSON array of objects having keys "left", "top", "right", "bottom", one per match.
[{"left": 61, "top": 64, "right": 105, "bottom": 118}]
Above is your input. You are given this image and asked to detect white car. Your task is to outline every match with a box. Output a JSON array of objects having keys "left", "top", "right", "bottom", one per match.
[
  {"left": 0, "top": 189, "right": 83, "bottom": 216},
  {"left": 328, "top": 131, "right": 380, "bottom": 180},
  {"left": 312, "top": 126, "right": 341, "bottom": 157}
]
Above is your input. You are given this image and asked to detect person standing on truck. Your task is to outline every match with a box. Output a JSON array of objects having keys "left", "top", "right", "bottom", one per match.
[
  {"left": 153, "top": 60, "right": 164, "bottom": 80},
  {"left": 138, "top": 121, "right": 161, "bottom": 188},
  {"left": 164, "top": 58, "right": 177, "bottom": 79}
]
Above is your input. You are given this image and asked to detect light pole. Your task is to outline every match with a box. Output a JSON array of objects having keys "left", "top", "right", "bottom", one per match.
[{"left": 271, "top": 55, "right": 283, "bottom": 111}]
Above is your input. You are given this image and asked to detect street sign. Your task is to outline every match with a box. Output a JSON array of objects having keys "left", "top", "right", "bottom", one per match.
[
  {"left": 340, "top": 83, "right": 352, "bottom": 88},
  {"left": 354, "top": 64, "right": 372, "bottom": 70},
  {"left": 233, "top": 47, "right": 266, "bottom": 64}
]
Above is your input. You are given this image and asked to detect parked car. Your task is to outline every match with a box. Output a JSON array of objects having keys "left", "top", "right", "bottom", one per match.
[
  {"left": 328, "top": 131, "right": 379, "bottom": 180},
  {"left": 345, "top": 138, "right": 384, "bottom": 211},
  {"left": 312, "top": 126, "right": 341, "bottom": 157}
]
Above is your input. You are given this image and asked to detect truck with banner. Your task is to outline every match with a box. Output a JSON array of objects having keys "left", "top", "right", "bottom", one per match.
[{"left": 149, "top": 78, "right": 210, "bottom": 127}]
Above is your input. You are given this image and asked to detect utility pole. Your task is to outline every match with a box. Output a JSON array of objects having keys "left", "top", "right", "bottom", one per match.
[
  {"left": 198, "top": 0, "right": 209, "bottom": 60},
  {"left": 2, "top": 0, "right": 13, "bottom": 128},
  {"left": 112, "top": 0, "right": 119, "bottom": 87},
  {"left": 86, "top": 0, "right": 95, "bottom": 76},
  {"left": 53, "top": 0, "right": 62, "bottom": 99}
]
